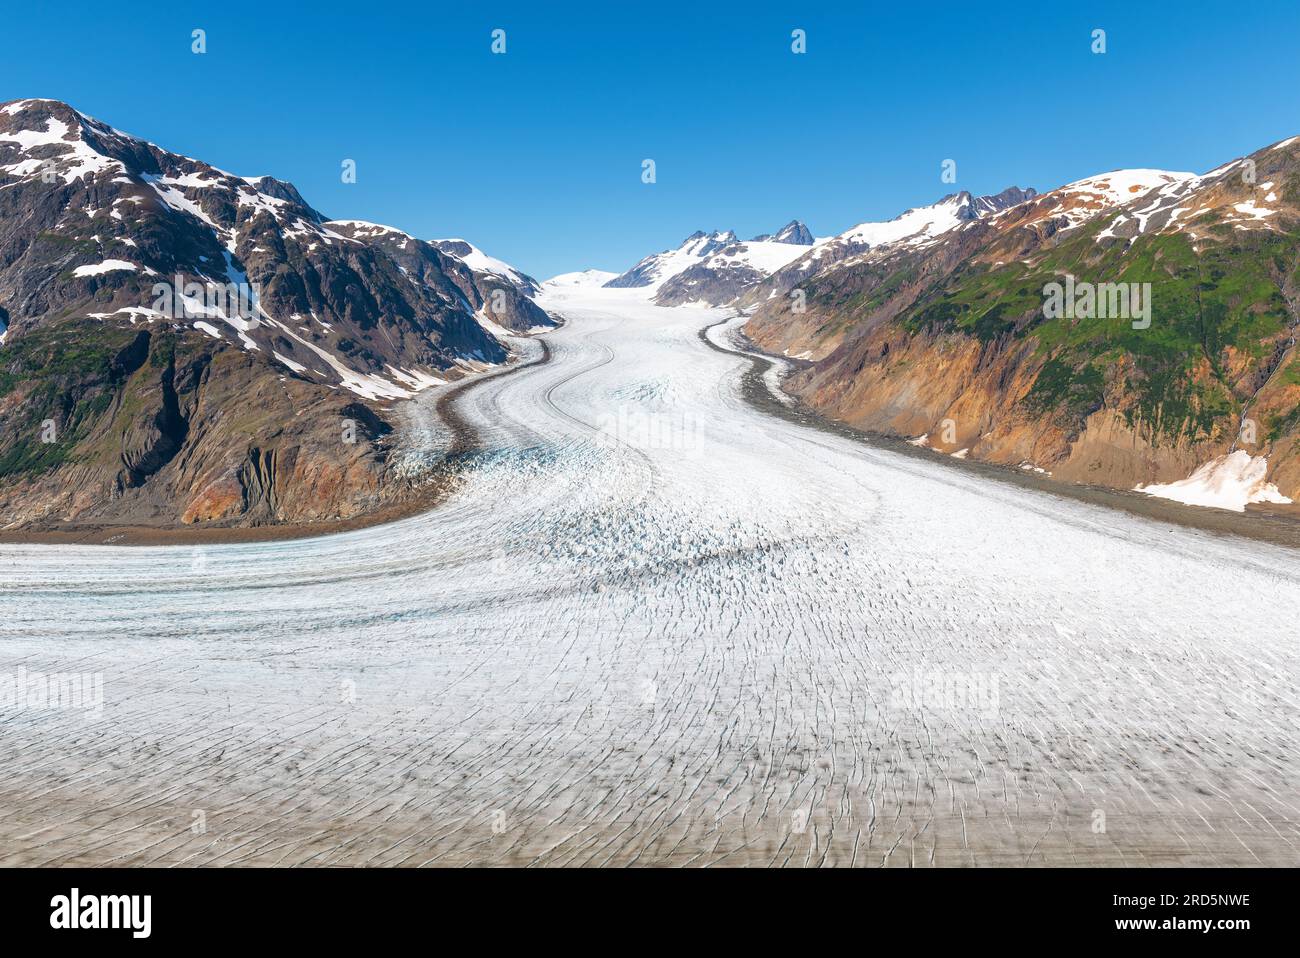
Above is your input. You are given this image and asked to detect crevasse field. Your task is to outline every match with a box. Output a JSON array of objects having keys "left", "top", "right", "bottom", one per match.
[{"left": 2, "top": 286, "right": 1298, "bottom": 866}]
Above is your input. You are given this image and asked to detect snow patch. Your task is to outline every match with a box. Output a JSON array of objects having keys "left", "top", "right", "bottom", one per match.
[
  {"left": 272, "top": 351, "right": 308, "bottom": 374},
  {"left": 0, "top": 116, "right": 123, "bottom": 183},
  {"left": 693, "top": 239, "right": 814, "bottom": 276},
  {"left": 1135, "top": 451, "right": 1291, "bottom": 513},
  {"left": 73, "top": 259, "right": 138, "bottom": 277},
  {"left": 1232, "top": 200, "right": 1276, "bottom": 221},
  {"left": 440, "top": 238, "right": 528, "bottom": 286}
]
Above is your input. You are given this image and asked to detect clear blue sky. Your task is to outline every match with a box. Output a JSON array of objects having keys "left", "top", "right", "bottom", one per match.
[{"left": 5, "top": 1, "right": 1299, "bottom": 279}]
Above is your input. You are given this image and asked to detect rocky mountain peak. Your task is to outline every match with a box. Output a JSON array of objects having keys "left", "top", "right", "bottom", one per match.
[
  {"left": 752, "top": 220, "right": 814, "bottom": 245},
  {"left": 243, "top": 175, "right": 324, "bottom": 222},
  {"left": 967, "top": 186, "right": 1038, "bottom": 218},
  {"left": 0, "top": 98, "right": 559, "bottom": 392}
]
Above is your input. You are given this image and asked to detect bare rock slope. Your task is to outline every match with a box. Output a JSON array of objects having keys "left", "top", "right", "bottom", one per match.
[{"left": 0, "top": 98, "right": 548, "bottom": 532}]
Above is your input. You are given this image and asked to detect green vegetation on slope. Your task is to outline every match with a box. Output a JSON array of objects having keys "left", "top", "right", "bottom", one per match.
[{"left": 881, "top": 217, "right": 1300, "bottom": 443}]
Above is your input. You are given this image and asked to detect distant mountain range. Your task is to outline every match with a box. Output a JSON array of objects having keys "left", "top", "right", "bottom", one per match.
[
  {"left": 598, "top": 190, "right": 1037, "bottom": 308},
  {"left": 0, "top": 98, "right": 551, "bottom": 531}
]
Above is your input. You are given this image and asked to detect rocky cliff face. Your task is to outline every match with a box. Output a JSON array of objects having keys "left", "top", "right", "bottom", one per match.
[
  {"left": 328, "top": 223, "right": 554, "bottom": 334},
  {"left": 0, "top": 98, "right": 548, "bottom": 532},
  {"left": 747, "top": 139, "right": 1300, "bottom": 507},
  {"left": 0, "top": 319, "right": 397, "bottom": 528}
]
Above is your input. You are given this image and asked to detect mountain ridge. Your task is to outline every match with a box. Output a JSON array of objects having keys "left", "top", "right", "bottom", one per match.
[
  {"left": 0, "top": 98, "right": 550, "bottom": 532},
  {"left": 742, "top": 136, "right": 1300, "bottom": 510}
]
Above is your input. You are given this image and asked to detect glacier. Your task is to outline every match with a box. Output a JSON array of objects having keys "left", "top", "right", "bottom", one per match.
[{"left": 0, "top": 285, "right": 1298, "bottom": 866}]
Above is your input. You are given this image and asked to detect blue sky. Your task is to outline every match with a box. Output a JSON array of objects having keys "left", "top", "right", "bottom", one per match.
[{"left": 5, "top": 1, "right": 1300, "bottom": 279}]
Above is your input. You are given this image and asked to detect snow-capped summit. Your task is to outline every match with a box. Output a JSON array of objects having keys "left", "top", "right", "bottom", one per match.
[
  {"left": 604, "top": 219, "right": 823, "bottom": 304},
  {"left": 681, "top": 229, "right": 737, "bottom": 252},
  {"left": 604, "top": 230, "right": 737, "bottom": 290},
  {"left": 752, "top": 220, "right": 814, "bottom": 245},
  {"left": 544, "top": 269, "right": 619, "bottom": 288},
  {"left": 0, "top": 98, "right": 147, "bottom": 184},
  {"left": 325, "top": 222, "right": 545, "bottom": 303},
  {"left": 1021, "top": 169, "right": 1196, "bottom": 231},
  {"left": 655, "top": 233, "right": 823, "bottom": 307},
  {"left": 836, "top": 187, "right": 1032, "bottom": 250},
  {"left": 432, "top": 238, "right": 539, "bottom": 294},
  {"left": 0, "top": 98, "right": 536, "bottom": 400},
  {"left": 836, "top": 194, "right": 970, "bottom": 248},
  {"left": 323, "top": 221, "right": 552, "bottom": 334},
  {"left": 1056, "top": 169, "right": 1195, "bottom": 208},
  {"left": 746, "top": 187, "right": 1036, "bottom": 302}
]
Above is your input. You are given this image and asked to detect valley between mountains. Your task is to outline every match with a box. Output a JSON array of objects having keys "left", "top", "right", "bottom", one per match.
[{"left": 4, "top": 99, "right": 1300, "bottom": 533}]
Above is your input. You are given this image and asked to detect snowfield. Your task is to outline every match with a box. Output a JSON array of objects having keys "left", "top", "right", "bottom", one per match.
[{"left": 2, "top": 286, "right": 1299, "bottom": 866}]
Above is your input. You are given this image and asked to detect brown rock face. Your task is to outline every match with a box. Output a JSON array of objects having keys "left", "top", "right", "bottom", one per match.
[
  {"left": 0, "top": 321, "right": 403, "bottom": 532},
  {"left": 746, "top": 139, "right": 1300, "bottom": 502},
  {"left": 182, "top": 474, "right": 244, "bottom": 524}
]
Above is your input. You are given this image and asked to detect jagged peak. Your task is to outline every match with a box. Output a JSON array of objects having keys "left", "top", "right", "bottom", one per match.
[
  {"left": 752, "top": 220, "right": 814, "bottom": 245},
  {"left": 968, "top": 186, "right": 1038, "bottom": 217},
  {"left": 681, "top": 228, "right": 735, "bottom": 246},
  {"left": 329, "top": 219, "right": 414, "bottom": 239}
]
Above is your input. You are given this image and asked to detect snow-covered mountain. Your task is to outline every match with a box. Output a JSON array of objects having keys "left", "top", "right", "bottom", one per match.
[
  {"left": 604, "top": 220, "right": 818, "bottom": 306},
  {"left": 431, "top": 238, "right": 541, "bottom": 295},
  {"left": 654, "top": 226, "right": 817, "bottom": 306},
  {"left": 327, "top": 221, "right": 553, "bottom": 334},
  {"left": 984, "top": 170, "right": 1196, "bottom": 236},
  {"left": 753, "top": 220, "right": 815, "bottom": 245},
  {"left": 750, "top": 188, "right": 1037, "bottom": 304},
  {"left": 0, "top": 100, "right": 548, "bottom": 398},
  {"left": 0, "top": 98, "right": 549, "bottom": 531},
  {"left": 619, "top": 193, "right": 1045, "bottom": 310},
  {"left": 603, "top": 230, "right": 739, "bottom": 290},
  {"left": 543, "top": 269, "right": 619, "bottom": 288}
]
